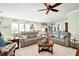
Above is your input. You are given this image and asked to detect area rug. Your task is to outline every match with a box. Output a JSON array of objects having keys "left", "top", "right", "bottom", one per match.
[{"left": 15, "top": 44, "right": 76, "bottom": 56}]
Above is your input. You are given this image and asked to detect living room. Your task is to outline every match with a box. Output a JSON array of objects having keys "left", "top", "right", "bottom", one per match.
[{"left": 0, "top": 3, "right": 79, "bottom": 56}]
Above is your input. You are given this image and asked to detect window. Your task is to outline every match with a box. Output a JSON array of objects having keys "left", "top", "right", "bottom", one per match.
[
  {"left": 25, "top": 24, "right": 30, "bottom": 31},
  {"left": 11, "top": 22, "right": 47, "bottom": 34},
  {"left": 11, "top": 23, "right": 31, "bottom": 33},
  {"left": 11, "top": 23, "right": 19, "bottom": 33},
  {"left": 19, "top": 24, "right": 24, "bottom": 32}
]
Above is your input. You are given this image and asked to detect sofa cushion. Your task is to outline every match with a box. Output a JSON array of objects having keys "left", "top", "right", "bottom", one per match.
[
  {"left": 55, "top": 34, "right": 60, "bottom": 39},
  {"left": 37, "top": 34, "right": 42, "bottom": 38},
  {"left": 21, "top": 35, "right": 28, "bottom": 39},
  {"left": 27, "top": 34, "right": 37, "bottom": 38}
]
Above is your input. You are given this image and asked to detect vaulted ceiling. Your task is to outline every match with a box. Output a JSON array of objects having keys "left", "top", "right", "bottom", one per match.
[{"left": 0, "top": 3, "right": 79, "bottom": 23}]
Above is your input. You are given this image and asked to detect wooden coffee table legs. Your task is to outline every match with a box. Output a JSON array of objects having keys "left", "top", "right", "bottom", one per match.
[
  {"left": 76, "top": 48, "right": 79, "bottom": 56},
  {"left": 38, "top": 45, "right": 53, "bottom": 54},
  {"left": 37, "top": 39, "right": 54, "bottom": 54}
]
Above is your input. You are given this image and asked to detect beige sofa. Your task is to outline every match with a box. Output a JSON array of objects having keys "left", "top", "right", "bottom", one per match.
[
  {"left": 19, "top": 31, "right": 43, "bottom": 48},
  {"left": 52, "top": 31, "right": 71, "bottom": 47}
]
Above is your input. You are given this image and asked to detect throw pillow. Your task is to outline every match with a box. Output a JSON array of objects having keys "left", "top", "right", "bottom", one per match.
[
  {"left": 0, "top": 37, "right": 6, "bottom": 47},
  {"left": 55, "top": 34, "right": 60, "bottom": 39},
  {"left": 37, "top": 34, "right": 41, "bottom": 37},
  {"left": 60, "top": 35, "right": 65, "bottom": 39}
]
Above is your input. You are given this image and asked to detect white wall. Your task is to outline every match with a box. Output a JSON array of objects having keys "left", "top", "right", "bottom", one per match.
[{"left": 68, "top": 10, "right": 79, "bottom": 40}]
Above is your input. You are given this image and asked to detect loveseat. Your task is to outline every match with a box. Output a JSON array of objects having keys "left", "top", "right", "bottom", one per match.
[
  {"left": 52, "top": 31, "right": 71, "bottom": 47},
  {"left": 19, "top": 31, "right": 43, "bottom": 48}
]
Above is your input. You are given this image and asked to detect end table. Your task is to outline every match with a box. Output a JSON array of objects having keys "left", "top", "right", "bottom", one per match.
[{"left": 9, "top": 39, "right": 19, "bottom": 49}]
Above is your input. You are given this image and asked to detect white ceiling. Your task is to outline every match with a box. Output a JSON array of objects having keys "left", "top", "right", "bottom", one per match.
[{"left": 0, "top": 3, "right": 79, "bottom": 23}]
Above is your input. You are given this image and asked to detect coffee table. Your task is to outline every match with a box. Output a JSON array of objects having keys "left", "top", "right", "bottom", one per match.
[{"left": 37, "top": 38, "right": 54, "bottom": 54}]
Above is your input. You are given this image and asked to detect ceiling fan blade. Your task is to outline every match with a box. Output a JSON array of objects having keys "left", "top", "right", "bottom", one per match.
[
  {"left": 51, "top": 3, "right": 62, "bottom": 8},
  {"left": 51, "top": 9, "right": 59, "bottom": 12},
  {"left": 44, "top": 3, "right": 48, "bottom": 8},
  {"left": 46, "top": 10, "right": 49, "bottom": 15},
  {"left": 38, "top": 9, "right": 47, "bottom": 11}
]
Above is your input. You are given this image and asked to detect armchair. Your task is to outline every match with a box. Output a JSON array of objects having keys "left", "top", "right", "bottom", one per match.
[{"left": 0, "top": 42, "right": 16, "bottom": 56}]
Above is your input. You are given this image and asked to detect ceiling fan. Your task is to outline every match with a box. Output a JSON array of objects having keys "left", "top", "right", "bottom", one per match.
[{"left": 38, "top": 3, "right": 62, "bottom": 15}]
